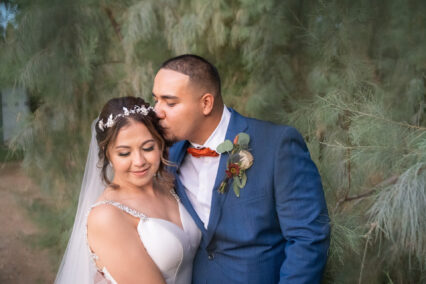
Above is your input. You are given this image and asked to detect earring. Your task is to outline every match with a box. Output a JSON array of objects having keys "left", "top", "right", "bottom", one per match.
[{"left": 109, "top": 161, "right": 113, "bottom": 168}]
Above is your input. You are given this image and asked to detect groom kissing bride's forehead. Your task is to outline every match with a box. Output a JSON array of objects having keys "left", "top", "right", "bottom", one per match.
[{"left": 152, "top": 54, "right": 330, "bottom": 283}]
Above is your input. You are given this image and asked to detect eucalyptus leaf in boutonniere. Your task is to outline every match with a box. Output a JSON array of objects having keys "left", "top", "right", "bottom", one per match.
[{"left": 216, "top": 132, "right": 254, "bottom": 197}]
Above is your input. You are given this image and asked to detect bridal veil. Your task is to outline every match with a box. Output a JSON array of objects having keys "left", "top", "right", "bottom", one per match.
[{"left": 55, "top": 120, "right": 108, "bottom": 284}]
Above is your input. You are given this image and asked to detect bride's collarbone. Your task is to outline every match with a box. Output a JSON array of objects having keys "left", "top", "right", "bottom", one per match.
[{"left": 98, "top": 188, "right": 180, "bottom": 223}]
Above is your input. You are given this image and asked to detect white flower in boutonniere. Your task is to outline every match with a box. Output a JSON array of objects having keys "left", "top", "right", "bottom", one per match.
[
  {"left": 216, "top": 132, "right": 254, "bottom": 197},
  {"left": 239, "top": 150, "right": 254, "bottom": 170}
]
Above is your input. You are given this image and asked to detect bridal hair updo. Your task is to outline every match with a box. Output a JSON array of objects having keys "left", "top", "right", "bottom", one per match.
[{"left": 95, "top": 96, "right": 173, "bottom": 189}]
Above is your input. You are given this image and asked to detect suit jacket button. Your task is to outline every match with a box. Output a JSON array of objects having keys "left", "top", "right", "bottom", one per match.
[{"left": 208, "top": 252, "right": 215, "bottom": 260}]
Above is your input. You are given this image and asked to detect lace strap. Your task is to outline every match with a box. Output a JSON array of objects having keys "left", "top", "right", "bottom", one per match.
[{"left": 91, "top": 200, "right": 148, "bottom": 220}]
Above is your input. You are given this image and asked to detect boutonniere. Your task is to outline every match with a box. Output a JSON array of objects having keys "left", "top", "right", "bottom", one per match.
[{"left": 216, "top": 132, "right": 254, "bottom": 197}]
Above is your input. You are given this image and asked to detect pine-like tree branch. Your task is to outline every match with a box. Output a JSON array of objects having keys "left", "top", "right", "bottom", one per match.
[
  {"left": 345, "top": 138, "right": 352, "bottom": 199},
  {"left": 334, "top": 174, "right": 399, "bottom": 213},
  {"left": 103, "top": 7, "right": 122, "bottom": 41},
  {"left": 319, "top": 142, "right": 425, "bottom": 154},
  {"left": 93, "top": 60, "right": 124, "bottom": 67},
  {"left": 358, "top": 222, "right": 377, "bottom": 284},
  {"left": 319, "top": 96, "right": 426, "bottom": 131},
  {"left": 334, "top": 165, "right": 426, "bottom": 213}
]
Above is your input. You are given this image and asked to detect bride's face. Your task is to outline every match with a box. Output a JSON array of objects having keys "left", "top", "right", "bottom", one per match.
[{"left": 107, "top": 119, "right": 161, "bottom": 189}]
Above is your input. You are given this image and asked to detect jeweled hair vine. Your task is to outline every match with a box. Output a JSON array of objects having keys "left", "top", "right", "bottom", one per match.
[{"left": 97, "top": 105, "right": 154, "bottom": 131}]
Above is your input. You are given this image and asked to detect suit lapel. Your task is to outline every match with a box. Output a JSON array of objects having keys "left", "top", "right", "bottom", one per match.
[
  {"left": 204, "top": 108, "right": 248, "bottom": 245},
  {"left": 171, "top": 141, "right": 208, "bottom": 239}
]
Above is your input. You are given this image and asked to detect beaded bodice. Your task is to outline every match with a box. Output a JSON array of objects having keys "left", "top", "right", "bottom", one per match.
[{"left": 86, "top": 193, "right": 201, "bottom": 284}]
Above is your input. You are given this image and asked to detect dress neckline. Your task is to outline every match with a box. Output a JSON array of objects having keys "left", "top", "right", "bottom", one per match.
[
  {"left": 92, "top": 194, "right": 185, "bottom": 232},
  {"left": 86, "top": 191, "right": 201, "bottom": 283}
]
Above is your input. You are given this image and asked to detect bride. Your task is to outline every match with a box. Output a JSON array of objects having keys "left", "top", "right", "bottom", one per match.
[{"left": 55, "top": 96, "right": 201, "bottom": 284}]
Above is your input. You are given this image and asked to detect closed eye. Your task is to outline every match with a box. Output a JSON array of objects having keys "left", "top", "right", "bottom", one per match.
[
  {"left": 142, "top": 146, "right": 155, "bottom": 152},
  {"left": 118, "top": 152, "right": 130, "bottom": 157}
]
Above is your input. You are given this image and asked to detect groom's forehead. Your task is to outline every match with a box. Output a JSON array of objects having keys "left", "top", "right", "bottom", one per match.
[
  {"left": 154, "top": 69, "right": 190, "bottom": 84},
  {"left": 154, "top": 70, "right": 190, "bottom": 91},
  {"left": 153, "top": 71, "right": 202, "bottom": 100}
]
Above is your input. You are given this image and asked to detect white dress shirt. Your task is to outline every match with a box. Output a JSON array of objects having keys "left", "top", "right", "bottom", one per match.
[{"left": 178, "top": 106, "right": 231, "bottom": 228}]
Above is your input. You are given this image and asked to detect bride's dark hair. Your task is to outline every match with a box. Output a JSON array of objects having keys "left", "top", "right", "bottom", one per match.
[{"left": 95, "top": 96, "right": 173, "bottom": 189}]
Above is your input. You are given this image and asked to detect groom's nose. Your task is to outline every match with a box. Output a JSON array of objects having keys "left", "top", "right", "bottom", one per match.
[{"left": 154, "top": 104, "right": 165, "bottom": 119}]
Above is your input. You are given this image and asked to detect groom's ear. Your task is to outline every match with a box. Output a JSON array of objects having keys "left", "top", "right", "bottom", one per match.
[{"left": 200, "top": 93, "right": 214, "bottom": 116}]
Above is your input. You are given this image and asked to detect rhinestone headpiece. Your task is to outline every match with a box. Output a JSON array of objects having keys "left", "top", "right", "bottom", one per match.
[{"left": 98, "top": 105, "right": 154, "bottom": 131}]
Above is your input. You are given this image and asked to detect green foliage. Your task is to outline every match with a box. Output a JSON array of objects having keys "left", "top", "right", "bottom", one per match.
[
  {"left": 0, "top": 144, "right": 24, "bottom": 162},
  {"left": 216, "top": 140, "right": 233, "bottom": 153},
  {"left": 236, "top": 132, "right": 250, "bottom": 146},
  {"left": 369, "top": 163, "right": 426, "bottom": 264},
  {"left": 1, "top": 0, "right": 425, "bottom": 282}
]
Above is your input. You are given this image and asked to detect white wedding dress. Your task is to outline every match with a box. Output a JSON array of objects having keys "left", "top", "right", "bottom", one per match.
[{"left": 88, "top": 197, "right": 201, "bottom": 284}]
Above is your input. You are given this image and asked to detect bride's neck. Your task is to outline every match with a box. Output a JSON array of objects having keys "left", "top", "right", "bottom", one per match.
[{"left": 112, "top": 180, "right": 163, "bottom": 198}]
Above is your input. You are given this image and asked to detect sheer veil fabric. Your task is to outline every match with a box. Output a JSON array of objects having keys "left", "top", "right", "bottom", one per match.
[{"left": 55, "top": 120, "right": 109, "bottom": 284}]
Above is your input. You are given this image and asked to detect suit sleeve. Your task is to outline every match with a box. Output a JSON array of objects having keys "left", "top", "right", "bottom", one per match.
[{"left": 274, "top": 127, "right": 330, "bottom": 283}]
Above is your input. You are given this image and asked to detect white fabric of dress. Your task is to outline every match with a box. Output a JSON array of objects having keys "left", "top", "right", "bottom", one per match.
[{"left": 88, "top": 198, "right": 201, "bottom": 284}]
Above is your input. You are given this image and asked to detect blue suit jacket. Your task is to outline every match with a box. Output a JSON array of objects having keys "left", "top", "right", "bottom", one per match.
[{"left": 168, "top": 108, "right": 330, "bottom": 284}]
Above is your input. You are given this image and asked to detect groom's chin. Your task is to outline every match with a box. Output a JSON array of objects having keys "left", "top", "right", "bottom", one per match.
[{"left": 164, "top": 135, "right": 179, "bottom": 147}]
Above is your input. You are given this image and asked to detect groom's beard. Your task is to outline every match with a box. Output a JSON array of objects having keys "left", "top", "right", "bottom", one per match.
[
  {"left": 159, "top": 123, "right": 179, "bottom": 145},
  {"left": 165, "top": 137, "right": 178, "bottom": 147},
  {"left": 163, "top": 131, "right": 179, "bottom": 146}
]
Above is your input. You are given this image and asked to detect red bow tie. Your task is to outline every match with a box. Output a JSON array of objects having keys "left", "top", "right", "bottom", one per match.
[{"left": 187, "top": 147, "right": 219, "bottom": 158}]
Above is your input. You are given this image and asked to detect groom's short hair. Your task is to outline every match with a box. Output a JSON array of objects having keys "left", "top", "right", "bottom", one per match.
[{"left": 160, "top": 54, "right": 221, "bottom": 98}]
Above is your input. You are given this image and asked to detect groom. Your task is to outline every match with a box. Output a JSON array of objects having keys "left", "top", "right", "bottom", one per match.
[{"left": 152, "top": 54, "right": 330, "bottom": 283}]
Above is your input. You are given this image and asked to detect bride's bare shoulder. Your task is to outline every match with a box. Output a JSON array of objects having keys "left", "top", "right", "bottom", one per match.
[{"left": 87, "top": 201, "right": 132, "bottom": 233}]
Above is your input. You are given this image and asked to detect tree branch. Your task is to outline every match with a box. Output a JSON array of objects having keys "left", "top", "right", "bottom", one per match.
[
  {"left": 103, "top": 7, "right": 122, "bottom": 41},
  {"left": 93, "top": 60, "right": 124, "bottom": 67},
  {"left": 334, "top": 174, "right": 399, "bottom": 213},
  {"left": 318, "top": 96, "right": 426, "bottom": 131}
]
